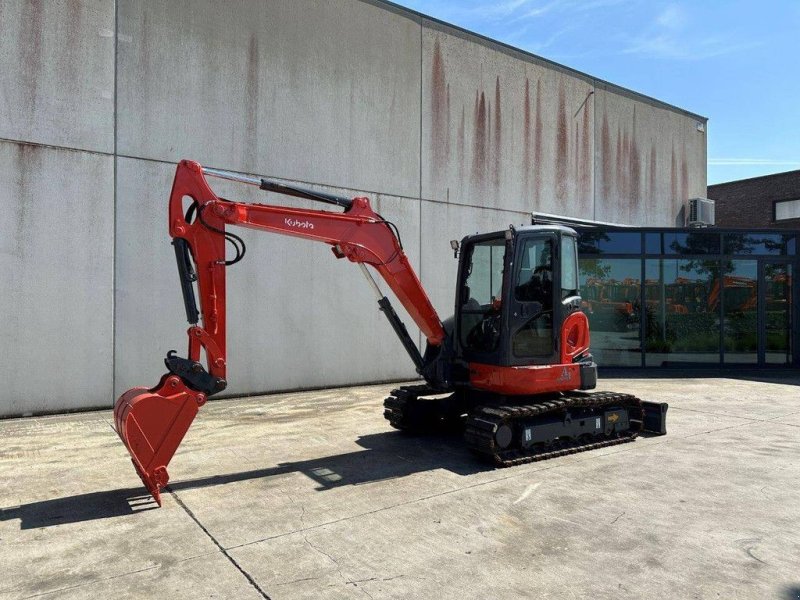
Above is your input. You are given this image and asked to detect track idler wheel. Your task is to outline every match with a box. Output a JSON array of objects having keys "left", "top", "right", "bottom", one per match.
[{"left": 113, "top": 374, "right": 206, "bottom": 505}]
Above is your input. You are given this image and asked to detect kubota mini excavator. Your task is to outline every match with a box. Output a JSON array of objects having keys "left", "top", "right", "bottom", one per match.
[{"left": 114, "top": 161, "right": 667, "bottom": 505}]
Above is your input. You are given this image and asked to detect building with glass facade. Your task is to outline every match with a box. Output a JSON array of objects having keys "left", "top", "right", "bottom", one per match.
[{"left": 577, "top": 228, "right": 797, "bottom": 368}]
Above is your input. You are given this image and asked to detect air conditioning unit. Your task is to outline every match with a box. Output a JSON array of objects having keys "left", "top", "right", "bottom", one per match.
[{"left": 688, "top": 197, "right": 715, "bottom": 227}]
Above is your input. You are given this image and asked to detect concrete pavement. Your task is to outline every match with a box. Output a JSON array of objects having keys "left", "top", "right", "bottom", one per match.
[{"left": 1, "top": 376, "right": 799, "bottom": 599}]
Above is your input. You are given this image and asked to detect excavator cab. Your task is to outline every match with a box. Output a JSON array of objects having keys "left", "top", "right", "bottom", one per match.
[{"left": 454, "top": 226, "right": 587, "bottom": 373}]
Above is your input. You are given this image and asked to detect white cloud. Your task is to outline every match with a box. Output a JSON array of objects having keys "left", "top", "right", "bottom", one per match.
[
  {"left": 623, "top": 4, "right": 761, "bottom": 60},
  {"left": 624, "top": 34, "right": 759, "bottom": 60},
  {"left": 656, "top": 4, "right": 686, "bottom": 30},
  {"left": 479, "top": 0, "right": 559, "bottom": 22}
]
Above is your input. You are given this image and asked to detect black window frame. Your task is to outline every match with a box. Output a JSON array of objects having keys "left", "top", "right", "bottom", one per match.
[{"left": 575, "top": 226, "right": 800, "bottom": 370}]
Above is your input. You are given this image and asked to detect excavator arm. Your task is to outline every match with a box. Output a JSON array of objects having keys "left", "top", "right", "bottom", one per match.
[{"left": 114, "top": 160, "right": 445, "bottom": 504}]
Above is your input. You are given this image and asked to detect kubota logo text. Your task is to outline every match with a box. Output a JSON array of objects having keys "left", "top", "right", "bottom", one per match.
[{"left": 285, "top": 218, "right": 314, "bottom": 230}]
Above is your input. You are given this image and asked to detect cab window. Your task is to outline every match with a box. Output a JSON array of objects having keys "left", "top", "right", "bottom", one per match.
[
  {"left": 460, "top": 238, "right": 505, "bottom": 353},
  {"left": 515, "top": 238, "right": 553, "bottom": 304},
  {"left": 561, "top": 235, "right": 579, "bottom": 299},
  {"left": 513, "top": 237, "right": 553, "bottom": 357}
]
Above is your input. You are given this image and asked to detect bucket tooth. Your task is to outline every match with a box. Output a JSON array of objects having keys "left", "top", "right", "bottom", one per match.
[{"left": 113, "top": 374, "right": 205, "bottom": 504}]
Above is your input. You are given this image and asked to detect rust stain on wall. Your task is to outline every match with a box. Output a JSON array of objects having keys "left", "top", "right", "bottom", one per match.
[
  {"left": 472, "top": 90, "right": 487, "bottom": 186},
  {"left": 523, "top": 78, "right": 531, "bottom": 194},
  {"left": 493, "top": 76, "right": 501, "bottom": 189},
  {"left": 534, "top": 80, "right": 543, "bottom": 204},
  {"left": 574, "top": 129, "right": 579, "bottom": 197},
  {"left": 431, "top": 37, "right": 448, "bottom": 172},
  {"left": 670, "top": 144, "right": 678, "bottom": 202},
  {"left": 580, "top": 94, "right": 592, "bottom": 211},
  {"left": 601, "top": 112, "right": 612, "bottom": 202},
  {"left": 65, "top": 0, "right": 83, "bottom": 68},
  {"left": 486, "top": 97, "right": 492, "bottom": 180},
  {"left": 458, "top": 105, "right": 465, "bottom": 184},
  {"left": 630, "top": 108, "right": 641, "bottom": 210},
  {"left": 140, "top": 9, "right": 152, "bottom": 132},
  {"left": 649, "top": 144, "right": 657, "bottom": 202},
  {"left": 616, "top": 125, "right": 625, "bottom": 204},
  {"left": 20, "top": 0, "right": 44, "bottom": 110},
  {"left": 680, "top": 154, "right": 689, "bottom": 204},
  {"left": 12, "top": 144, "right": 42, "bottom": 260},
  {"left": 446, "top": 83, "right": 451, "bottom": 160},
  {"left": 555, "top": 84, "right": 567, "bottom": 202},
  {"left": 245, "top": 35, "right": 259, "bottom": 158},
  {"left": 624, "top": 128, "right": 633, "bottom": 204}
]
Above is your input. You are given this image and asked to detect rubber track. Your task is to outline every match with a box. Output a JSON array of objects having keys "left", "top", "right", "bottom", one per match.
[
  {"left": 383, "top": 385, "right": 448, "bottom": 431},
  {"left": 464, "top": 391, "right": 643, "bottom": 467}
]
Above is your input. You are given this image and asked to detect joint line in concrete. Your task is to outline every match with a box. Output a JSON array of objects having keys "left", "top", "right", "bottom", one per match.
[{"left": 166, "top": 486, "right": 272, "bottom": 600}]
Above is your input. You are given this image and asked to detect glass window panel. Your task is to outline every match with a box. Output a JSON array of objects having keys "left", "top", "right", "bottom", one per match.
[
  {"left": 724, "top": 233, "right": 794, "bottom": 256},
  {"left": 578, "top": 231, "right": 641, "bottom": 255},
  {"left": 513, "top": 238, "right": 554, "bottom": 357},
  {"left": 764, "top": 263, "right": 792, "bottom": 365},
  {"left": 722, "top": 260, "right": 757, "bottom": 364},
  {"left": 645, "top": 233, "right": 662, "bottom": 254},
  {"left": 644, "top": 259, "right": 720, "bottom": 366},
  {"left": 561, "top": 236, "right": 579, "bottom": 300},
  {"left": 460, "top": 238, "right": 506, "bottom": 353},
  {"left": 579, "top": 258, "right": 641, "bottom": 366},
  {"left": 515, "top": 238, "right": 553, "bottom": 302},
  {"left": 663, "top": 232, "right": 721, "bottom": 255},
  {"left": 775, "top": 199, "right": 800, "bottom": 221}
]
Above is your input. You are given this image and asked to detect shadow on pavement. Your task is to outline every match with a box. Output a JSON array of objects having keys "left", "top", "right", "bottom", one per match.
[
  {"left": 0, "top": 488, "right": 159, "bottom": 530},
  {"left": 784, "top": 585, "right": 800, "bottom": 600},
  {"left": 0, "top": 430, "right": 488, "bottom": 530}
]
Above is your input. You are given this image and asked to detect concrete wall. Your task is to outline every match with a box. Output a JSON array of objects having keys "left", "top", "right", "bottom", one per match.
[{"left": 1, "top": 0, "right": 706, "bottom": 416}]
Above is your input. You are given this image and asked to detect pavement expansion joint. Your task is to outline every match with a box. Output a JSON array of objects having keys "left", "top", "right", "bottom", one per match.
[{"left": 165, "top": 486, "right": 272, "bottom": 600}]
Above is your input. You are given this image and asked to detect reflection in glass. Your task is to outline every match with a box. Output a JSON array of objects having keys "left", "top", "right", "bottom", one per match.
[
  {"left": 664, "top": 232, "right": 721, "bottom": 255},
  {"left": 644, "top": 259, "right": 720, "bottom": 366},
  {"left": 579, "top": 258, "right": 641, "bottom": 366},
  {"left": 764, "top": 264, "right": 792, "bottom": 365},
  {"left": 645, "top": 233, "right": 661, "bottom": 254},
  {"left": 460, "top": 238, "right": 506, "bottom": 353},
  {"left": 578, "top": 232, "right": 641, "bottom": 255},
  {"left": 513, "top": 238, "right": 554, "bottom": 357},
  {"left": 724, "top": 233, "right": 794, "bottom": 256},
  {"left": 721, "top": 260, "right": 757, "bottom": 363},
  {"left": 577, "top": 228, "right": 797, "bottom": 369}
]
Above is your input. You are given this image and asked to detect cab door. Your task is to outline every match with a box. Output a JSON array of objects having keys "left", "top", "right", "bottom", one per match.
[
  {"left": 455, "top": 233, "right": 511, "bottom": 367},
  {"left": 506, "top": 233, "right": 558, "bottom": 365}
]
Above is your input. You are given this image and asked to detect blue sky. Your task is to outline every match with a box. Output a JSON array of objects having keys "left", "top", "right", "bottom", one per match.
[{"left": 392, "top": 0, "right": 800, "bottom": 185}]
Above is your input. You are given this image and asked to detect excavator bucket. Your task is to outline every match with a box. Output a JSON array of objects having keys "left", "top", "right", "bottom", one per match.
[{"left": 113, "top": 374, "right": 206, "bottom": 505}]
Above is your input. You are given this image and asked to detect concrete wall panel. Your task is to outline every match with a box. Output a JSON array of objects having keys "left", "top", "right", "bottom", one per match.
[
  {"left": 114, "top": 158, "right": 420, "bottom": 399},
  {"left": 594, "top": 87, "right": 707, "bottom": 226},
  {"left": 419, "top": 200, "right": 530, "bottom": 320},
  {"left": 0, "top": 0, "right": 114, "bottom": 152},
  {"left": 3, "top": 0, "right": 708, "bottom": 417},
  {"left": 0, "top": 142, "right": 113, "bottom": 416},
  {"left": 421, "top": 26, "right": 596, "bottom": 218},
  {"left": 116, "top": 0, "right": 421, "bottom": 198}
]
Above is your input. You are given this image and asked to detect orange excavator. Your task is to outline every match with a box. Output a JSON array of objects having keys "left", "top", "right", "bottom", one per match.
[{"left": 114, "top": 161, "right": 667, "bottom": 505}]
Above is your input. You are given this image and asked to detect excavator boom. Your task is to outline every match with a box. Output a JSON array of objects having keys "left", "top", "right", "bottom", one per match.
[{"left": 114, "top": 160, "right": 444, "bottom": 504}]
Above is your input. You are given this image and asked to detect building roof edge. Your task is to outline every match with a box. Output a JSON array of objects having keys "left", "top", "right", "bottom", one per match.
[{"left": 365, "top": 0, "right": 709, "bottom": 122}]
